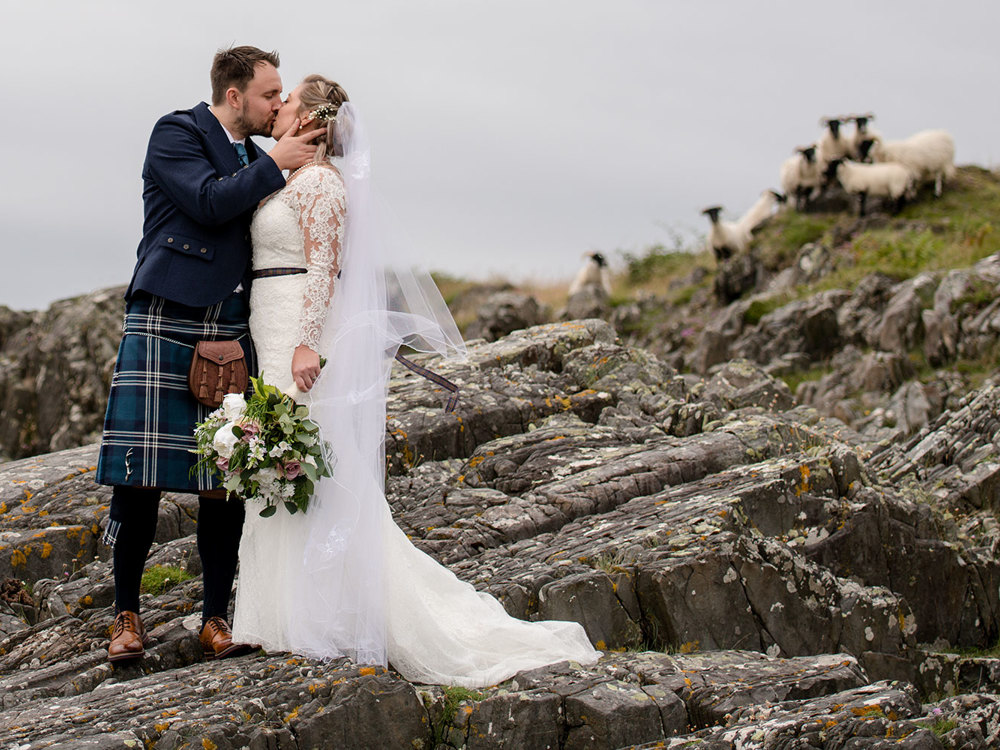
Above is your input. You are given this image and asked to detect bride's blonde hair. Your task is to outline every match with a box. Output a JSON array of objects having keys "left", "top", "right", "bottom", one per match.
[{"left": 298, "top": 74, "right": 350, "bottom": 162}]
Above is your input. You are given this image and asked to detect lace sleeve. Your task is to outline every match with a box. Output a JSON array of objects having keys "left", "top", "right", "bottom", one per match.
[{"left": 286, "top": 165, "right": 347, "bottom": 350}]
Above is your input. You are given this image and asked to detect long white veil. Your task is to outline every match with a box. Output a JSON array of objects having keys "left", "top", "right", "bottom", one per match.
[{"left": 284, "top": 102, "right": 466, "bottom": 665}]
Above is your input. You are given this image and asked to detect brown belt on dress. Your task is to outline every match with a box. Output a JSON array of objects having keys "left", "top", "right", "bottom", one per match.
[{"left": 252, "top": 267, "right": 307, "bottom": 279}]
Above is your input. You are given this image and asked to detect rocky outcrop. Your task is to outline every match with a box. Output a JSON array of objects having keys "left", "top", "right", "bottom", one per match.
[
  {"left": 0, "top": 287, "right": 126, "bottom": 462},
  {"left": 463, "top": 290, "right": 549, "bottom": 342},
  {"left": 3, "top": 320, "right": 1000, "bottom": 747}
]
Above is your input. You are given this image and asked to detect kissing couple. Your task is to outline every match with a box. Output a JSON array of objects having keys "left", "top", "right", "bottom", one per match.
[{"left": 96, "top": 45, "right": 599, "bottom": 687}]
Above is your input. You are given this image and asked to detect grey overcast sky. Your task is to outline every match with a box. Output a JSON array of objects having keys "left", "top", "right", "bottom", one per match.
[{"left": 1, "top": 1, "right": 997, "bottom": 310}]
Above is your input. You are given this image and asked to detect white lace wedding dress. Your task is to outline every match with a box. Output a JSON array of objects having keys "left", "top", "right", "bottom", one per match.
[{"left": 232, "top": 162, "right": 599, "bottom": 687}]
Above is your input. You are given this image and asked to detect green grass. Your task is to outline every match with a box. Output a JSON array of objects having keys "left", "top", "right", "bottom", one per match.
[
  {"left": 755, "top": 211, "right": 839, "bottom": 270},
  {"left": 140, "top": 565, "right": 194, "bottom": 596},
  {"left": 743, "top": 294, "right": 794, "bottom": 325},
  {"left": 780, "top": 365, "right": 833, "bottom": 395},
  {"left": 917, "top": 717, "right": 958, "bottom": 737}
]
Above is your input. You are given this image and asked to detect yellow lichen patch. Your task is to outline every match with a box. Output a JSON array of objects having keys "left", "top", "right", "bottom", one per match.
[
  {"left": 154, "top": 723, "right": 170, "bottom": 733},
  {"left": 20, "top": 505, "right": 36, "bottom": 514},
  {"left": 285, "top": 658, "right": 301, "bottom": 666},
  {"left": 32, "top": 532, "right": 46, "bottom": 539},
  {"left": 284, "top": 706, "right": 300, "bottom": 723},
  {"left": 679, "top": 641, "right": 700, "bottom": 654},
  {"left": 467, "top": 455, "right": 486, "bottom": 469},
  {"left": 160, "top": 710, "right": 179, "bottom": 718},
  {"left": 359, "top": 666, "right": 376, "bottom": 676},
  {"left": 595, "top": 640, "right": 607, "bottom": 650},
  {"left": 67, "top": 528, "right": 81, "bottom": 540},
  {"left": 10, "top": 549, "right": 28, "bottom": 568},
  {"left": 202, "top": 740, "right": 217, "bottom": 750},
  {"left": 38, "top": 510, "right": 48, "bottom": 517},
  {"left": 23, "top": 489, "right": 33, "bottom": 501},
  {"left": 41, "top": 543, "right": 53, "bottom": 559},
  {"left": 91, "top": 524, "right": 101, "bottom": 535},
  {"left": 0, "top": 502, "right": 7, "bottom": 514},
  {"left": 80, "top": 595, "right": 93, "bottom": 606}
]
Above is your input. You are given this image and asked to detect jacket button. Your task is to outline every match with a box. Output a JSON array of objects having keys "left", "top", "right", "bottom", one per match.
[
  {"left": 200, "top": 248, "right": 208, "bottom": 254},
  {"left": 166, "top": 237, "right": 174, "bottom": 243},
  {"left": 183, "top": 243, "right": 190, "bottom": 249}
]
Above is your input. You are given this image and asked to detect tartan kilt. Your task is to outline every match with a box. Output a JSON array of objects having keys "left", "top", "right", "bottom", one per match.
[{"left": 96, "top": 292, "right": 257, "bottom": 493}]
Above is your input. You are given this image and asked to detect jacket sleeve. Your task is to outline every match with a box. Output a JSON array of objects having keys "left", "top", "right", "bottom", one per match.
[{"left": 144, "top": 115, "right": 286, "bottom": 226}]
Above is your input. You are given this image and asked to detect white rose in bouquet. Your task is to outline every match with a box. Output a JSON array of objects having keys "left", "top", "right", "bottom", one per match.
[
  {"left": 222, "top": 393, "right": 247, "bottom": 421},
  {"left": 213, "top": 423, "right": 240, "bottom": 458}
]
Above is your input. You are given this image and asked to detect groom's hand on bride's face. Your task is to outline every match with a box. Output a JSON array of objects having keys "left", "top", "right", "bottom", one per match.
[{"left": 268, "top": 119, "right": 327, "bottom": 172}]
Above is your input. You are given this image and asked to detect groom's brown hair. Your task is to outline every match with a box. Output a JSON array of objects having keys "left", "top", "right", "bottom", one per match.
[{"left": 210, "top": 46, "right": 281, "bottom": 105}]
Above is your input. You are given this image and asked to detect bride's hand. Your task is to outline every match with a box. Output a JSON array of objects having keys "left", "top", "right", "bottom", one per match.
[
  {"left": 292, "top": 345, "right": 322, "bottom": 392},
  {"left": 269, "top": 119, "right": 327, "bottom": 172}
]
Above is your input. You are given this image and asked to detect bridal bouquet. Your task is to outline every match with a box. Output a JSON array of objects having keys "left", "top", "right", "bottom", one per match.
[{"left": 191, "top": 377, "right": 332, "bottom": 517}]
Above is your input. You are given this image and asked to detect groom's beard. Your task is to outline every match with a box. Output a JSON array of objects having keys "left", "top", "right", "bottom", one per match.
[{"left": 236, "top": 103, "right": 275, "bottom": 138}]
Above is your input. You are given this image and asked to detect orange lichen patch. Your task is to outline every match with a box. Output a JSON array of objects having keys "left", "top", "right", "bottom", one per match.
[
  {"left": 285, "top": 658, "right": 301, "bottom": 666},
  {"left": 80, "top": 595, "right": 93, "bottom": 606},
  {"left": 32, "top": 532, "right": 46, "bottom": 539},
  {"left": 595, "top": 640, "right": 607, "bottom": 650},
  {"left": 850, "top": 704, "right": 885, "bottom": 718},
  {"left": 91, "top": 524, "right": 101, "bottom": 535},
  {"left": 679, "top": 641, "right": 700, "bottom": 654},
  {"left": 359, "top": 666, "right": 376, "bottom": 676},
  {"left": 10, "top": 549, "right": 28, "bottom": 568},
  {"left": 41, "top": 543, "right": 53, "bottom": 559},
  {"left": 154, "top": 723, "right": 170, "bottom": 733},
  {"left": 284, "top": 706, "right": 299, "bottom": 723},
  {"left": 796, "top": 464, "right": 812, "bottom": 496},
  {"left": 66, "top": 528, "right": 81, "bottom": 540},
  {"left": 20, "top": 506, "right": 37, "bottom": 514},
  {"left": 454, "top": 414, "right": 465, "bottom": 432},
  {"left": 202, "top": 740, "right": 218, "bottom": 750},
  {"left": 23, "top": 489, "right": 33, "bottom": 501},
  {"left": 0, "top": 502, "right": 7, "bottom": 514},
  {"left": 466, "top": 455, "right": 486, "bottom": 469}
]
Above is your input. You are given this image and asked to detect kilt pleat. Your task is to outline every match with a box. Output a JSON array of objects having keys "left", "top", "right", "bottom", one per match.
[{"left": 96, "top": 292, "right": 256, "bottom": 492}]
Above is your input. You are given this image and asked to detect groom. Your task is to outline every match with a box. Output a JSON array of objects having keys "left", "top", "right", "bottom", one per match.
[{"left": 96, "top": 45, "right": 323, "bottom": 663}]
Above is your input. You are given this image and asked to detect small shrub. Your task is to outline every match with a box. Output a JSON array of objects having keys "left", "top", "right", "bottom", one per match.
[{"left": 140, "top": 565, "right": 194, "bottom": 596}]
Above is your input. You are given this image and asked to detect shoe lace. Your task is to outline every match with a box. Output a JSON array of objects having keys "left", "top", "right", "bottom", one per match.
[
  {"left": 112, "top": 612, "right": 132, "bottom": 637},
  {"left": 205, "top": 616, "right": 231, "bottom": 636}
]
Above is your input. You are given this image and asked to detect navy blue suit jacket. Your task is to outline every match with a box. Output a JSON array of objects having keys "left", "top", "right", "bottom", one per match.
[{"left": 125, "top": 102, "right": 287, "bottom": 307}]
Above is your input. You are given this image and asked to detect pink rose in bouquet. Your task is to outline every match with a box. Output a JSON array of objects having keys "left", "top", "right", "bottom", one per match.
[{"left": 281, "top": 460, "right": 302, "bottom": 480}]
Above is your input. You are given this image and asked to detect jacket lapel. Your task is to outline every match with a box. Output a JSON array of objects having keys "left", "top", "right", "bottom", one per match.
[{"left": 193, "top": 101, "right": 241, "bottom": 173}]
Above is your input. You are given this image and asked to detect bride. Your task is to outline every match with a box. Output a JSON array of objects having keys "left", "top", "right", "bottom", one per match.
[{"left": 231, "top": 75, "right": 600, "bottom": 687}]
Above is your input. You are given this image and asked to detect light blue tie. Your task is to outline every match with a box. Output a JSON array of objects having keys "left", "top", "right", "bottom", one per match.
[{"left": 233, "top": 142, "right": 249, "bottom": 168}]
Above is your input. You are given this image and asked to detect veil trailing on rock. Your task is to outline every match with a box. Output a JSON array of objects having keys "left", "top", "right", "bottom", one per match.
[{"left": 282, "top": 102, "right": 466, "bottom": 665}]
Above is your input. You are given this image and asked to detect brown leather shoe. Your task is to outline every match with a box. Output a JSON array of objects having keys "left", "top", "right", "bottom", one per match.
[
  {"left": 108, "top": 610, "right": 151, "bottom": 663},
  {"left": 199, "top": 616, "right": 255, "bottom": 659}
]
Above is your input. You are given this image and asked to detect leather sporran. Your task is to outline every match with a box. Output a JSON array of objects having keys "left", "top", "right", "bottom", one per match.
[{"left": 188, "top": 340, "right": 248, "bottom": 408}]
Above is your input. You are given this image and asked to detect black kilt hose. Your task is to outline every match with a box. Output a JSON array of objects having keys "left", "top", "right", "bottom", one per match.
[{"left": 96, "top": 291, "right": 256, "bottom": 492}]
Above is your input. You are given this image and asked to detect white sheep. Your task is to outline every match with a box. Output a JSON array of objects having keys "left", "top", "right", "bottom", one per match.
[
  {"left": 568, "top": 252, "right": 612, "bottom": 296},
  {"left": 816, "top": 117, "right": 853, "bottom": 167},
  {"left": 862, "top": 129, "right": 956, "bottom": 197},
  {"left": 831, "top": 159, "right": 914, "bottom": 216},
  {"left": 703, "top": 190, "right": 785, "bottom": 260},
  {"left": 780, "top": 145, "right": 823, "bottom": 210},
  {"left": 848, "top": 113, "right": 880, "bottom": 161}
]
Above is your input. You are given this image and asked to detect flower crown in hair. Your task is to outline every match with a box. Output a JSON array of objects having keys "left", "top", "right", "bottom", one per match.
[{"left": 309, "top": 103, "right": 337, "bottom": 123}]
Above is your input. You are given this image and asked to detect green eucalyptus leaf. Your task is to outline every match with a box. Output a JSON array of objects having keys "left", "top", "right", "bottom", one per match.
[{"left": 259, "top": 504, "right": 277, "bottom": 518}]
